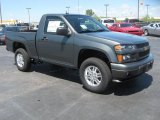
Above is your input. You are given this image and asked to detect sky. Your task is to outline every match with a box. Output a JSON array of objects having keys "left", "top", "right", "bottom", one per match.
[{"left": 1, "top": 0, "right": 160, "bottom": 22}]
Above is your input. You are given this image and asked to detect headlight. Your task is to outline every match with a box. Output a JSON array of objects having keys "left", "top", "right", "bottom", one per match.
[
  {"left": 114, "top": 44, "right": 137, "bottom": 63},
  {"left": 114, "top": 44, "right": 136, "bottom": 52}
]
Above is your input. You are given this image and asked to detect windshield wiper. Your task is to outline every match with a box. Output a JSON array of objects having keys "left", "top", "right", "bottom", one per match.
[
  {"left": 79, "top": 29, "right": 107, "bottom": 33},
  {"left": 96, "top": 29, "right": 107, "bottom": 32},
  {"left": 79, "top": 30, "right": 95, "bottom": 33}
]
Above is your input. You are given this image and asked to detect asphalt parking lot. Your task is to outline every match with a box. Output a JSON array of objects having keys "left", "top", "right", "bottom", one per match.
[{"left": 0, "top": 36, "right": 160, "bottom": 120}]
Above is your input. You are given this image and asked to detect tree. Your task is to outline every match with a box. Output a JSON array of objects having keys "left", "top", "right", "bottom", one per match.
[
  {"left": 142, "top": 15, "right": 150, "bottom": 22},
  {"left": 86, "top": 9, "right": 95, "bottom": 16},
  {"left": 92, "top": 14, "right": 100, "bottom": 21},
  {"left": 85, "top": 9, "right": 100, "bottom": 21}
]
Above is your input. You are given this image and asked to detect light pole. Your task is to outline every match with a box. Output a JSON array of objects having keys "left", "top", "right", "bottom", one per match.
[
  {"left": 104, "top": 4, "right": 109, "bottom": 18},
  {"left": 0, "top": 0, "right": 2, "bottom": 24},
  {"left": 138, "top": 0, "right": 139, "bottom": 20},
  {"left": 146, "top": 4, "right": 150, "bottom": 17},
  {"left": 26, "top": 8, "right": 31, "bottom": 29},
  {"left": 66, "top": 6, "right": 70, "bottom": 14},
  {"left": 78, "top": 0, "right": 79, "bottom": 13},
  {"left": 146, "top": 4, "right": 150, "bottom": 22}
]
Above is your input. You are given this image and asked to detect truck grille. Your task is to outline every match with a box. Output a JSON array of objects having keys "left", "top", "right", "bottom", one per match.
[
  {"left": 136, "top": 42, "right": 149, "bottom": 48},
  {"left": 139, "top": 49, "right": 150, "bottom": 58},
  {"left": 136, "top": 42, "right": 150, "bottom": 60}
]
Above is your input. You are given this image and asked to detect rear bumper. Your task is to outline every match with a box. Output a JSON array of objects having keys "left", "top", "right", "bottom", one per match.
[{"left": 111, "top": 54, "right": 154, "bottom": 80}]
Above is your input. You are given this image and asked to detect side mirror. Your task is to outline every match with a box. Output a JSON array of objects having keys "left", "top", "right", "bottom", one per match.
[{"left": 56, "top": 27, "right": 70, "bottom": 36}]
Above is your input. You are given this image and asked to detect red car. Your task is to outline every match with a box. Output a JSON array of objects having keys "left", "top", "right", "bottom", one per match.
[{"left": 108, "top": 22, "right": 144, "bottom": 36}]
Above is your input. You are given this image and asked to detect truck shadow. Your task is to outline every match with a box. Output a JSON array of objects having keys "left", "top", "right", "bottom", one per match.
[
  {"left": 32, "top": 63, "right": 153, "bottom": 96},
  {"left": 104, "top": 74, "right": 153, "bottom": 96},
  {"left": 32, "top": 63, "right": 81, "bottom": 84}
]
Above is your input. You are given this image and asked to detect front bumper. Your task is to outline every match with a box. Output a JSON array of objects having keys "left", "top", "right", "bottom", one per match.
[{"left": 111, "top": 54, "right": 154, "bottom": 80}]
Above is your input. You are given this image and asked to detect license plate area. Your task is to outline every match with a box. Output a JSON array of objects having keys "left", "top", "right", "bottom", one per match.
[{"left": 139, "top": 61, "right": 153, "bottom": 72}]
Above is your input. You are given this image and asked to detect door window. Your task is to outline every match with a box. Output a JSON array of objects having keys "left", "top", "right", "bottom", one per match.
[
  {"left": 44, "top": 16, "right": 67, "bottom": 34},
  {"left": 155, "top": 24, "right": 158, "bottom": 27},
  {"left": 150, "top": 24, "right": 154, "bottom": 27}
]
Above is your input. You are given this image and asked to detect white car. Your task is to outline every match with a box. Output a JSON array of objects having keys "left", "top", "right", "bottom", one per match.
[
  {"left": 142, "top": 23, "right": 160, "bottom": 36},
  {"left": 100, "top": 18, "right": 115, "bottom": 27}
]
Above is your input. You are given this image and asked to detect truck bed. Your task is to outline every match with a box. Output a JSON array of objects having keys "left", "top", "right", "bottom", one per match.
[{"left": 6, "top": 31, "right": 38, "bottom": 59}]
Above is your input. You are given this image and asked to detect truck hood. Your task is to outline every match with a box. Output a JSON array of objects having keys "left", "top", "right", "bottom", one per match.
[{"left": 84, "top": 31, "right": 147, "bottom": 44}]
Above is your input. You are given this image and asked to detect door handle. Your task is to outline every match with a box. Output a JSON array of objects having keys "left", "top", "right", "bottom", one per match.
[{"left": 42, "top": 37, "right": 48, "bottom": 41}]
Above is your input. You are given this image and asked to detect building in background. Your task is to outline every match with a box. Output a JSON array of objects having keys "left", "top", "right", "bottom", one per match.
[{"left": 0, "top": 19, "right": 25, "bottom": 25}]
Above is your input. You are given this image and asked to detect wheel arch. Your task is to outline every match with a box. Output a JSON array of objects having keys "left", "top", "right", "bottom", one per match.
[
  {"left": 78, "top": 49, "right": 111, "bottom": 69},
  {"left": 13, "top": 42, "right": 27, "bottom": 53}
]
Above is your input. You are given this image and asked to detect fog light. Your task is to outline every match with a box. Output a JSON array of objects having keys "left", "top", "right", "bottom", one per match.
[
  {"left": 117, "top": 54, "right": 133, "bottom": 63},
  {"left": 123, "top": 55, "right": 131, "bottom": 61}
]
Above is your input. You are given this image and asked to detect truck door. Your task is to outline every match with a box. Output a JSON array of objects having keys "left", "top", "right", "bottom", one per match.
[{"left": 36, "top": 16, "right": 74, "bottom": 66}]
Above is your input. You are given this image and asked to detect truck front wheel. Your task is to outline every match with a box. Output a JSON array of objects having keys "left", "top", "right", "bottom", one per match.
[
  {"left": 15, "top": 48, "right": 31, "bottom": 72},
  {"left": 80, "top": 58, "right": 112, "bottom": 93}
]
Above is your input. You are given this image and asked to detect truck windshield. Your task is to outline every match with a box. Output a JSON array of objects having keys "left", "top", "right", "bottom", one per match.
[{"left": 64, "top": 15, "right": 109, "bottom": 33}]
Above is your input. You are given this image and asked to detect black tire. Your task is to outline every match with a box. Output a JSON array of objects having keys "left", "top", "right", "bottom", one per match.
[
  {"left": 15, "top": 48, "right": 31, "bottom": 72},
  {"left": 80, "top": 57, "right": 112, "bottom": 93},
  {"left": 144, "top": 29, "right": 149, "bottom": 36}
]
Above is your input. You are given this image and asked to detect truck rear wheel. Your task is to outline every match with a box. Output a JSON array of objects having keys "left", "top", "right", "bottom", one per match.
[
  {"left": 15, "top": 48, "right": 31, "bottom": 72},
  {"left": 80, "top": 58, "right": 112, "bottom": 93}
]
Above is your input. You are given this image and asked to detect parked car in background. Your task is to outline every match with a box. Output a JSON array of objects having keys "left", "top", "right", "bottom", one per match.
[
  {"left": 1, "top": 26, "right": 29, "bottom": 44},
  {"left": 0, "top": 24, "right": 7, "bottom": 45},
  {"left": 100, "top": 18, "right": 115, "bottom": 27},
  {"left": 0, "top": 29, "right": 5, "bottom": 45},
  {"left": 33, "top": 25, "right": 38, "bottom": 30},
  {"left": 142, "top": 23, "right": 160, "bottom": 36},
  {"left": 108, "top": 22, "right": 144, "bottom": 36},
  {"left": 16, "top": 23, "right": 31, "bottom": 30},
  {"left": 0, "top": 24, "right": 7, "bottom": 29},
  {"left": 124, "top": 18, "right": 149, "bottom": 28},
  {"left": 3, "top": 26, "right": 28, "bottom": 33}
]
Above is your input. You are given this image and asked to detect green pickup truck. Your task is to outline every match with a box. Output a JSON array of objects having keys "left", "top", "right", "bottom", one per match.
[{"left": 6, "top": 14, "right": 154, "bottom": 93}]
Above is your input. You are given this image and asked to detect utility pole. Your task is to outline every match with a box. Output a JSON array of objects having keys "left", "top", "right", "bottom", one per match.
[
  {"left": 146, "top": 4, "right": 150, "bottom": 22},
  {"left": 104, "top": 4, "right": 109, "bottom": 18},
  {"left": 146, "top": 4, "right": 150, "bottom": 17},
  {"left": 66, "top": 6, "right": 70, "bottom": 14},
  {"left": 78, "top": 0, "right": 79, "bottom": 13},
  {"left": 138, "top": 0, "right": 139, "bottom": 20},
  {"left": 26, "top": 8, "right": 31, "bottom": 29},
  {"left": 0, "top": 0, "right": 2, "bottom": 24}
]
